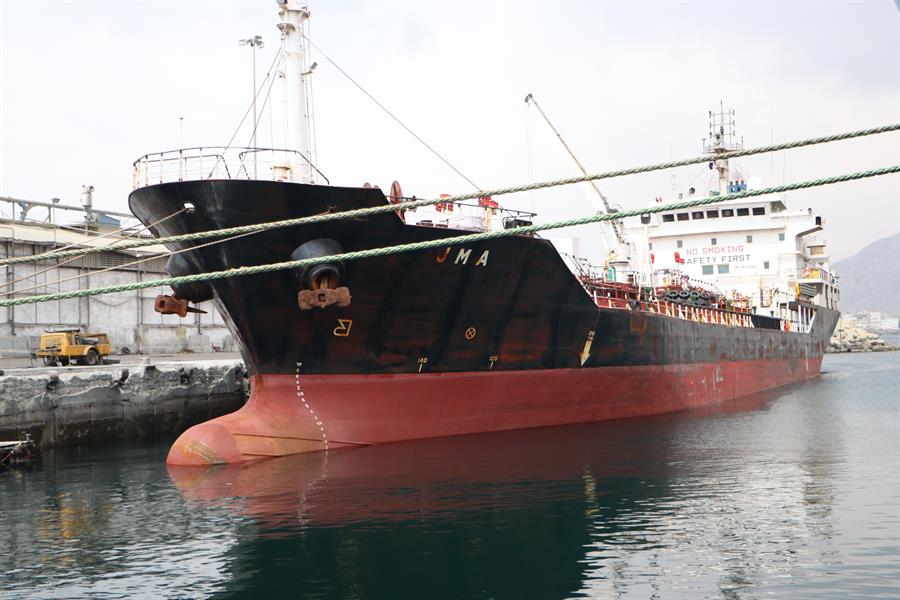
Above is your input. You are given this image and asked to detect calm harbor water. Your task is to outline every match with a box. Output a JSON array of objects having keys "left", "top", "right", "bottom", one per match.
[{"left": 1, "top": 351, "right": 898, "bottom": 599}]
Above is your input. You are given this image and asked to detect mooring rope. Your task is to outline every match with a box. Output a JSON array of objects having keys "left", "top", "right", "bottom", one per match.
[
  {"left": 0, "top": 165, "right": 895, "bottom": 308},
  {"left": 0, "top": 122, "right": 895, "bottom": 269},
  {"left": 0, "top": 207, "right": 186, "bottom": 293},
  {"left": 0, "top": 227, "right": 264, "bottom": 298}
]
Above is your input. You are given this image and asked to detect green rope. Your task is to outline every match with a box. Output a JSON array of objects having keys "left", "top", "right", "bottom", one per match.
[
  {"left": 1, "top": 165, "right": 896, "bottom": 308},
  {"left": 1, "top": 123, "right": 896, "bottom": 268}
]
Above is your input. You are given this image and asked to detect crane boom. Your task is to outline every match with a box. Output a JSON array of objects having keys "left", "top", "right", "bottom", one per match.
[{"left": 525, "top": 93, "right": 626, "bottom": 245}]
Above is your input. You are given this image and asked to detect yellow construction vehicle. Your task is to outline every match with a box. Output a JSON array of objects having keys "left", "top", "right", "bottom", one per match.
[{"left": 35, "top": 329, "right": 112, "bottom": 366}]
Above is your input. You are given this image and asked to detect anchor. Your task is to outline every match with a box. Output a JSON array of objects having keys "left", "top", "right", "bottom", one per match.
[{"left": 154, "top": 294, "right": 207, "bottom": 318}]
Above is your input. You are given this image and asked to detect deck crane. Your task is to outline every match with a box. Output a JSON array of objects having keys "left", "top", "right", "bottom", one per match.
[{"left": 524, "top": 93, "right": 629, "bottom": 260}]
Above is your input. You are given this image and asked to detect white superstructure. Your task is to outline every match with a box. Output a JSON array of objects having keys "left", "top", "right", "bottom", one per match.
[{"left": 625, "top": 106, "right": 840, "bottom": 317}]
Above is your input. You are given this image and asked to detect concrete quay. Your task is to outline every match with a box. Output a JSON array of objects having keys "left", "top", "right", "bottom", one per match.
[{"left": 0, "top": 356, "right": 247, "bottom": 447}]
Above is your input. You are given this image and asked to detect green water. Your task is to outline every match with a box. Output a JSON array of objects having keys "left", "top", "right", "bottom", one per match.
[{"left": 1, "top": 351, "right": 898, "bottom": 599}]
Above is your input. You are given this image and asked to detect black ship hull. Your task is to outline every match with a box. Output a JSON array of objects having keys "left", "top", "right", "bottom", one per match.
[{"left": 128, "top": 180, "right": 839, "bottom": 465}]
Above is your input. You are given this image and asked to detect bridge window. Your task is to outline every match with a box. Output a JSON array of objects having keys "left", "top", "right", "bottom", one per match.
[
  {"left": 702, "top": 265, "right": 714, "bottom": 275},
  {"left": 722, "top": 209, "right": 734, "bottom": 217},
  {"left": 677, "top": 213, "right": 689, "bottom": 221},
  {"left": 692, "top": 211, "right": 704, "bottom": 219},
  {"left": 662, "top": 214, "right": 675, "bottom": 222},
  {"left": 778, "top": 233, "right": 785, "bottom": 241},
  {"left": 746, "top": 235, "right": 753, "bottom": 243},
  {"left": 706, "top": 210, "right": 719, "bottom": 218},
  {"left": 737, "top": 207, "right": 750, "bottom": 216},
  {"left": 710, "top": 237, "right": 717, "bottom": 245},
  {"left": 717, "top": 264, "right": 730, "bottom": 274},
  {"left": 752, "top": 206, "right": 765, "bottom": 215}
]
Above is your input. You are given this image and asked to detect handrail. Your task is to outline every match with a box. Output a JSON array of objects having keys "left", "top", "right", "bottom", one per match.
[
  {"left": 238, "top": 148, "right": 330, "bottom": 185},
  {"left": 132, "top": 146, "right": 330, "bottom": 189}
]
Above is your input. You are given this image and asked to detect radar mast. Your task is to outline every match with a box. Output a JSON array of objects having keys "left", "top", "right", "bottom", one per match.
[{"left": 703, "top": 101, "right": 744, "bottom": 195}]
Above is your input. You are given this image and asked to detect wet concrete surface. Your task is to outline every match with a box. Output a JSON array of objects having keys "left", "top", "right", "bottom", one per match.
[{"left": 0, "top": 353, "right": 247, "bottom": 448}]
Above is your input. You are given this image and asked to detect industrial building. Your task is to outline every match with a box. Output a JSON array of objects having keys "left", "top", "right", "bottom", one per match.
[{"left": 0, "top": 189, "right": 231, "bottom": 358}]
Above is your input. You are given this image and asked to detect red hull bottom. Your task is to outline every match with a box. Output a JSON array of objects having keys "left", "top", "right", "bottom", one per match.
[{"left": 166, "top": 357, "right": 823, "bottom": 465}]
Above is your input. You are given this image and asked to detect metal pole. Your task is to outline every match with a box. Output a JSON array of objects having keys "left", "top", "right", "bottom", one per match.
[
  {"left": 4, "top": 239, "right": 14, "bottom": 337},
  {"left": 278, "top": 2, "right": 312, "bottom": 183},
  {"left": 179, "top": 117, "right": 185, "bottom": 181},
  {"left": 239, "top": 35, "right": 263, "bottom": 179},
  {"left": 136, "top": 262, "right": 143, "bottom": 354},
  {"left": 252, "top": 41, "right": 257, "bottom": 178}
]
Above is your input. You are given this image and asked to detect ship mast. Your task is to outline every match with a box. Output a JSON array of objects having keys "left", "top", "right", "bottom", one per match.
[
  {"left": 703, "top": 101, "right": 744, "bottom": 195},
  {"left": 277, "top": 0, "right": 315, "bottom": 184}
]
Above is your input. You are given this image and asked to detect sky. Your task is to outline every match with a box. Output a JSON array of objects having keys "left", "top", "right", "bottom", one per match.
[{"left": 0, "top": 0, "right": 898, "bottom": 261}]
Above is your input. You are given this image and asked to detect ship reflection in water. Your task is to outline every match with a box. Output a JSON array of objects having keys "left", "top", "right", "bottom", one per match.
[
  {"left": 2, "top": 354, "right": 898, "bottom": 600},
  {"left": 169, "top": 390, "right": 780, "bottom": 535},
  {"left": 167, "top": 387, "right": 834, "bottom": 599}
]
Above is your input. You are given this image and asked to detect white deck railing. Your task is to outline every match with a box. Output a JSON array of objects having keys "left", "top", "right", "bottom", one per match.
[{"left": 132, "top": 147, "right": 328, "bottom": 190}]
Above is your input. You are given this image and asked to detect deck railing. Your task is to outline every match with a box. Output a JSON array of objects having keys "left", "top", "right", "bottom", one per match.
[{"left": 132, "top": 147, "right": 329, "bottom": 189}]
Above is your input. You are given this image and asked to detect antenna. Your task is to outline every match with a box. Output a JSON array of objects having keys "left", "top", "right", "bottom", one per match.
[
  {"left": 702, "top": 101, "right": 744, "bottom": 195},
  {"left": 703, "top": 100, "right": 743, "bottom": 154}
]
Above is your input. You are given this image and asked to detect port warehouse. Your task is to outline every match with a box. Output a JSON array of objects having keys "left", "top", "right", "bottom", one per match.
[{"left": 0, "top": 218, "right": 232, "bottom": 358}]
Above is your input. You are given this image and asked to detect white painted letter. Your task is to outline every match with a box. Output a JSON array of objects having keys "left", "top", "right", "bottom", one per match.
[
  {"left": 475, "top": 250, "right": 490, "bottom": 267},
  {"left": 455, "top": 248, "right": 472, "bottom": 265}
]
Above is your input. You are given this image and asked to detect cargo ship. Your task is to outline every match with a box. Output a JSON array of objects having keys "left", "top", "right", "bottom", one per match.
[{"left": 129, "top": 1, "right": 840, "bottom": 466}]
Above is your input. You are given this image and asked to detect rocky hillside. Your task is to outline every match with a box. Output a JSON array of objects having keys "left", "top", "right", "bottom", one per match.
[{"left": 832, "top": 233, "right": 900, "bottom": 314}]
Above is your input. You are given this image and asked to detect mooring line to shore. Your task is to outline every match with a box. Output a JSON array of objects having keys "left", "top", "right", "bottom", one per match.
[
  {"left": 0, "top": 122, "right": 896, "bottom": 268},
  {"left": 0, "top": 225, "right": 267, "bottom": 298},
  {"left": 0, "top": 206, "right": 187, "bottom": 291},
  {"left": 0, "top": 165, "right": 897, "bottom": 308}
]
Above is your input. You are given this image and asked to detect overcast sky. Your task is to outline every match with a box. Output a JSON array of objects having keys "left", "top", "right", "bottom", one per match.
[{"left": 1, "top": 0, "right": 897, "bottom": 261}]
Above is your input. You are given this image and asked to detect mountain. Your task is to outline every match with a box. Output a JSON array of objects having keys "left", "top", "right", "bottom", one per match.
[{"left": 832, "top": 233, "right": 900, "bottom": 315}]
